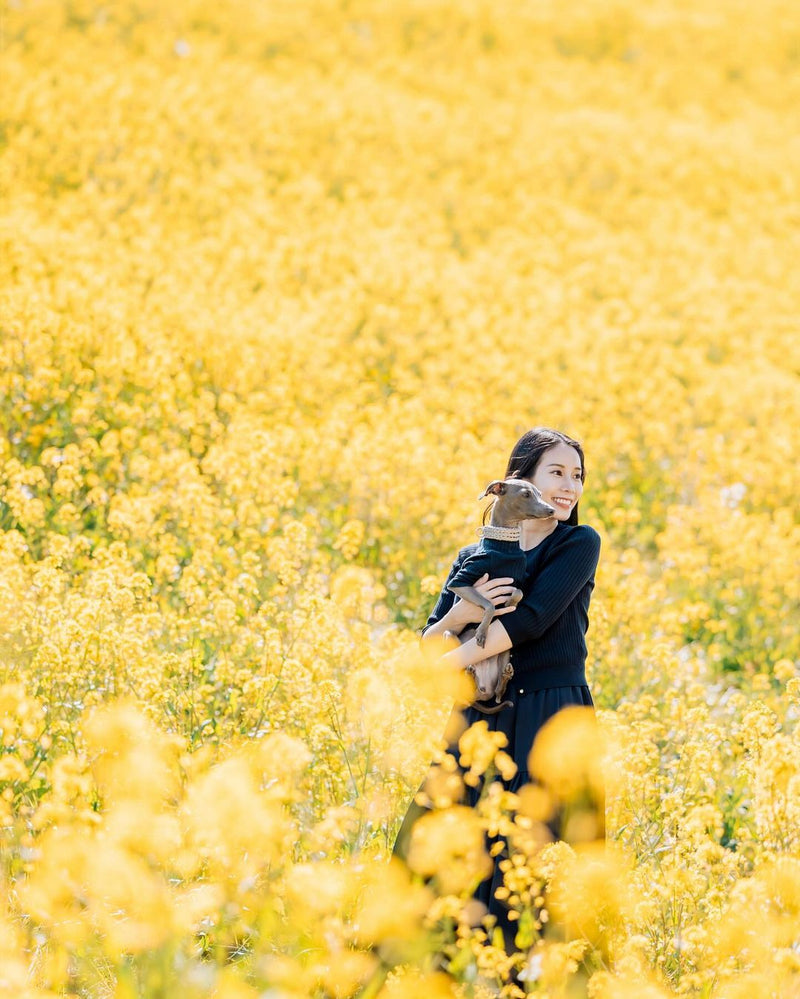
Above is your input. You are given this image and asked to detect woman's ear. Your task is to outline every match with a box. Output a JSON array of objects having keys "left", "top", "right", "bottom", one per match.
[{"left": 480, "top": 480, "right": 507, "bottom": 499}]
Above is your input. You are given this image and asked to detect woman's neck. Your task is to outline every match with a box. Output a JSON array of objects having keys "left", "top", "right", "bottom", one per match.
[{"left": 520, "top": 517, "right": 559, "bottom": 551}]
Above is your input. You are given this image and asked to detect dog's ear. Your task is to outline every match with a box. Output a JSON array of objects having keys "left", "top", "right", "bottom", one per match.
[{"left": 480, "top": 480, "right": 507, "bottom": 499}]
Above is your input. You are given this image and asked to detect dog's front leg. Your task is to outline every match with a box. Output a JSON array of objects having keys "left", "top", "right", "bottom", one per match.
[{"left": 447, "top": 584, "right": 496, "bottom": 647}]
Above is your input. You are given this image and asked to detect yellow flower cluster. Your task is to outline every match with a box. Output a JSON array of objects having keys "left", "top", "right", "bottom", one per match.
[{"left": 1, "top": 0, "right": 799, "bottom": 994}]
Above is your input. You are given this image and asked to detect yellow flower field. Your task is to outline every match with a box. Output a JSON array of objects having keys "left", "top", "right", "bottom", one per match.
[{"left": 1, "top": 0, "right": 799, "bottom": 995}]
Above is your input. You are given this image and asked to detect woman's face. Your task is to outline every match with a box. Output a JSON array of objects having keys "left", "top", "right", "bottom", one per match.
[{"left": 526, "top": 443, "right": 584, "bottom": 521}]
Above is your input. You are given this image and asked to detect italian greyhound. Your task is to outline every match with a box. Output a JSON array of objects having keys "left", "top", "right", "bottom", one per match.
[
  {"left": 447, "top": 478, "right": 555, "bottom": 647},
  {"left": 443, "top": 479, "right": 555, "bottom": 713}
]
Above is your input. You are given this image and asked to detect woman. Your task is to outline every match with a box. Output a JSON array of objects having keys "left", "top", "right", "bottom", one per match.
[{"left": 393, "top": 427, "right": 602, "bottom": 949}]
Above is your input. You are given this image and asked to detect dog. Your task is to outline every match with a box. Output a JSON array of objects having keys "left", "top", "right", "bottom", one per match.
[{"left": 443, "top": 478, "right": 555, "bottom": 713}]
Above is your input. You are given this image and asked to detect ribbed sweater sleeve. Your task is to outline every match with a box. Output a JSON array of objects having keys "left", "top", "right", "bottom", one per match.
[
  {"left": 500, "top": 526, "right": 601, "bottom": 647},
  {"left": 421, "top": 547, "right": 472, "bottom": 634}
]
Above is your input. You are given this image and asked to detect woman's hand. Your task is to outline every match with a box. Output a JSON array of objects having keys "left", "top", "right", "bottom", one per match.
[
  {"left": 423, "top": 574, "right": 518, "bottom": 639},
  {"left": 452, "top": 573, "right": 518, "bottom": 627}
]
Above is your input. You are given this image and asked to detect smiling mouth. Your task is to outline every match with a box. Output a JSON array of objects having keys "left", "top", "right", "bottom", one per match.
[{"left": 553, "top": 498, "right": 573, "bottom": 508}]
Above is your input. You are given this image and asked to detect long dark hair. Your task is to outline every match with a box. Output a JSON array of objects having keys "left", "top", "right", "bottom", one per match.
[{"left": 503, "top": 427, "right": 586, "bottom": 526}]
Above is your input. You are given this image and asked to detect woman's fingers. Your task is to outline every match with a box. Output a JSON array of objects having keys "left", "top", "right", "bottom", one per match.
[
  {"left": 475, "top": 575, "right": 513, "bottom": 591},
  {"left": 475, "top": 576, "right": 517, "bottom": 607}
]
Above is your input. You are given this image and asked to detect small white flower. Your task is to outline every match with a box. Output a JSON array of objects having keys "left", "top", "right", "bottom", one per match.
[
  {"left": 719, "top": 482, "right": 746, "bottom": 508},
  {"left": 518, "top": 952, "right": 543, "bottom": 982}
]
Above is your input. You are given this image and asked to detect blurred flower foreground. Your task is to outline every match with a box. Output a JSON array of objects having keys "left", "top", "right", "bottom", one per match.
[{"left": 2, "top": 0, "right": 800, "bottom": 995}]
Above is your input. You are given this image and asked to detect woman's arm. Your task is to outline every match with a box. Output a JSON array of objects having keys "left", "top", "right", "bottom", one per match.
[
  {"left": 422, "top": 573, "right": 518, "bottom": 639},
  {"left": 441, "top": 526, "right": 601, "bottom": 670},
  {"left": 420, "top": 546, "right": 519, "bottom": 641},
  {"left": 440, "top": 617, "right": 513, "bottom": 669},
  {"left": 501, "top": 527, "right": 600, "bottom": 646},
  {"left": 422, "top": 573, "right": 516, "bottom": 636}
]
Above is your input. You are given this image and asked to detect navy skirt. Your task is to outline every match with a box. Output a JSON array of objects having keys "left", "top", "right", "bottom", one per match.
[{"left": 393, "top": 683, "right": 595, "bottom": 943}]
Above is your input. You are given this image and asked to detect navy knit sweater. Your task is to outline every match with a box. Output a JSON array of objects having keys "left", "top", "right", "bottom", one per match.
[{"left": 424, "top": 521, "right": 601, "bottom": 691}]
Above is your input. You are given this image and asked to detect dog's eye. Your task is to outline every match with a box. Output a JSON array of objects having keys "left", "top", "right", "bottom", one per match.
[{"left": 521, "top": 489, "right": 530, "bottom": 496}]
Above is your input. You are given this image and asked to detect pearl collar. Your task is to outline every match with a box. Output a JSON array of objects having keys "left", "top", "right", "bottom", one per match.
[{"left": 479, "top": 524, "right": 521, "bottom": 542}]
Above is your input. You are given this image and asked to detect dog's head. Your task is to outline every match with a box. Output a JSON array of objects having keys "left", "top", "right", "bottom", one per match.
[{"left": 480, "top": 478, "right": 556, "bottom": 522}]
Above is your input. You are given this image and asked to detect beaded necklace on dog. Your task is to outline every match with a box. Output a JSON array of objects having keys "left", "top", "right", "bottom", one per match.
[{"left": 478, "top": 524, "right": 521, "bottom": 542}]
